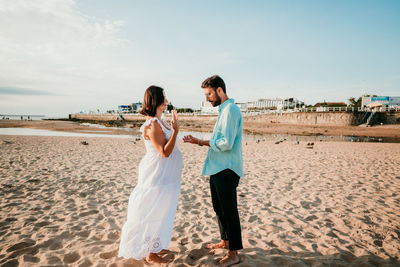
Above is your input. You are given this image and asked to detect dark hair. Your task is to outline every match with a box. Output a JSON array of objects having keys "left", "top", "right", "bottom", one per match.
[
  {"left": 201, "top": 75, "right": 226, "bottom": 93},
  {"left": 140, "top": 85, "right": 165, "bottom": 117}
]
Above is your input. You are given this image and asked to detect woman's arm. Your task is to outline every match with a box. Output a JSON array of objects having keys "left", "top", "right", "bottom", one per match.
[{"left": 147, "top": 111, "right": 179, "bottom": 157}]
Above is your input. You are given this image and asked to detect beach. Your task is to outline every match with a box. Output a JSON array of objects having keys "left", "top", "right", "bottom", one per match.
[
  {"left": 0, "top": 134, "right": 399, "bottom": 266},
  {"left": 1, "top": 119, "right": 400, "bottom": 140}
]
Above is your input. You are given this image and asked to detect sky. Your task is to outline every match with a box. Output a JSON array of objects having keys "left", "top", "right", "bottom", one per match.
[{"left": 0, "top": 0, "right": 399, "bottom": 117}]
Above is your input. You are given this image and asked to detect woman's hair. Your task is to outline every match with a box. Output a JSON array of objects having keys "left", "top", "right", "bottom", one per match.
[{"left": 140, "top": 85, "right": 165, "bottom": 117}]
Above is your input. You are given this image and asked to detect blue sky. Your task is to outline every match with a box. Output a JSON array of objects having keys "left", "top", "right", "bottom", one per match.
[{"left": 0, "top": 0, "right": 399, "bottom": 116}]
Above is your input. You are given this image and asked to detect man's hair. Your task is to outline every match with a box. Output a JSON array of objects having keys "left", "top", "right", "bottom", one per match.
[
  {"left": 201, "top": 75, "right": 226, "bottom": 93},
  {"left": 140, "top": 85, "right": 165, "bottom": 117}
]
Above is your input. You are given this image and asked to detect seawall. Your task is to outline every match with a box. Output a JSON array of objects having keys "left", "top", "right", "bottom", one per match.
[
  {"left": 69, "top": 111, "right": 400, "bottom": 126},
  {"left": 69, "top": 114, "right": 145, "bottom": 122},
  {"left": 245, "top": 112, "right": 366, "bottom": 126}
]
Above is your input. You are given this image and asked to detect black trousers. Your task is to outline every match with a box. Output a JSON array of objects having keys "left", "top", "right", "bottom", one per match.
[{"left": 210, "top": 169, "right": 243, "bottom": 250}]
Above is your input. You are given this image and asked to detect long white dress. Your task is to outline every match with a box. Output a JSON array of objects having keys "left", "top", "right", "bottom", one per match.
[{"left": 118, "top": 117, "right": 183, "bottom": 259}]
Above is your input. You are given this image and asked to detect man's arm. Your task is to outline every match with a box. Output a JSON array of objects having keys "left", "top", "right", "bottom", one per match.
[
  {"left": 182, "top": 135, "right": 210, "bottom": 147},
  {"left": 183, "top": 107, "right": 240, "bottom": 151},
  {"left": 208, "top": 107, "right": 239, "bottom": 152}
]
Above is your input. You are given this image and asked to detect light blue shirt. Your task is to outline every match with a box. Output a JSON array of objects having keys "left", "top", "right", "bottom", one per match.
[{"left": 202, "top": 98, "right": 243, "bottom": 177}]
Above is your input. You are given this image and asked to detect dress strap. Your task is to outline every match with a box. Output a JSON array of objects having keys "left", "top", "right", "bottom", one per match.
[
  {"left": 140, "top": 117, "right": 165, "bottom": 133},
  {"left": 140, "top": 117, "right": 159, "bottom": 133}
]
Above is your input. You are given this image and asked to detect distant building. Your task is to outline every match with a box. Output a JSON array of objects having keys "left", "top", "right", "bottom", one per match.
[
  {"left": 131, "top": 102, "right": 142, "bottom": 112},
  {"left": 200, "top": 101, "right": 249, "bottom": 114},
  {"left": 247, "top": 98, "right": 304, "bottom": 110},
  {"left": 118, "top": 102, "right": 142, "bottom": 113},
  {"left": 236, "top": 102, "right": 247, "bottom": 112},
  {"left": 362, "top": 96, "right": 400, "bottom": 108},
  {"left": 201, "top": 101, "right": 218, "bottom": 114},
  {"left": 118, "top": 105, "right": 132, "bottom": 113}
]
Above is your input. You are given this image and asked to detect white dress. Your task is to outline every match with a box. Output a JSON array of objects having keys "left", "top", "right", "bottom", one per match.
[{"left": 118, "top": 117, "right": 183, "bottom": 259}]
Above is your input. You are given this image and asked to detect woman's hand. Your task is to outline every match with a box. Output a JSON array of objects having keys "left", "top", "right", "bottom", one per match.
[{"left": 171, "top": 109, "right": 179, "bottom": 132}]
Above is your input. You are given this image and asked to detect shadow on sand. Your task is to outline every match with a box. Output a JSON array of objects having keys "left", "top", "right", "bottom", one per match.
[{"left": 169, "top": 246, "right": 399, "bottom": 267}]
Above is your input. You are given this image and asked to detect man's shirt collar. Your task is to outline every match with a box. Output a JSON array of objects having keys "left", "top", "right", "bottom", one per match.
[{"left": 218, "top": 98, "right": 234, "bottom": 112}]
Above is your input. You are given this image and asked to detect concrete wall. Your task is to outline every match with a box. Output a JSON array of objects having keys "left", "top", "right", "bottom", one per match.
[
  {"left": 69, "top": 112, "right": 399, "bottom": 126},
  {"left": 70, "top": 114, "right": 145, "bottom": 122},
  {"left": 69, "top": 113, "right": 218, "bottom": 123},
  {"left": 245, "top": 112, "right": 366, "bottom": 126},
  {"left": 385, "top": 112, "right": 400, "bottom": 124}
]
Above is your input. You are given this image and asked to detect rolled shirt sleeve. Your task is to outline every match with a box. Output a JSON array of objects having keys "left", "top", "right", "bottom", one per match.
[{"left": 209, "top": 106, "right": 239, "bottom": 152}]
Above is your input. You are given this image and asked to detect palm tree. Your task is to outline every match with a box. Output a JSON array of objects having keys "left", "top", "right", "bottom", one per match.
[{"left": 348, "top": 97, "right": 362, "bottom": 107}]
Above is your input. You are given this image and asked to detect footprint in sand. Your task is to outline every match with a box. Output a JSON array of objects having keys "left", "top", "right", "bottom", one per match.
[
  {"left": 6, "top": 240, "right": 36, "bottom": 253},
  {"left": 77, "top": 230, "right": 91, "bottom": 238},
  {"left": 248, "top": 215, "right": 259, "bottom": 223},
  {"left": 47, "top": 255, "right": 62, "bottom": 265},
  {"left": 76, "top": 257, "right": 93, "bottom": 267},
  {"left": 63, "top": 252, "right": 80, "bottom": 264},
  {"left": 305, "top": 215, "right": 318, "bottom": 221},
  {"left": 35, "top": 221, "right": 51, "bottom": 228},
  {"left": 79, "top": 210, "right": 99, "bottom": 217},
  {"left": 107, "top": 231, "right": 119, "bottom": 240},
  {"left": 300, "top": 201, "right": 312, "bottom": 209},
  {"left": 180, "top": 237, "right": 189, "bottom": 245},
  {"left": 191, "top": 234, "right": 203, "bottom": 244},
  {"left": 248, "top": 239, "right": 257, "bottom": 246},
  {"left": 185, "top": 248, "right": 208, "bottom": 265},
  {"left": 99, "top": 249, "right": 118, "bottom": 259},
  {"left": 23, "top": 254, "right": 40, "bottom": 264}
]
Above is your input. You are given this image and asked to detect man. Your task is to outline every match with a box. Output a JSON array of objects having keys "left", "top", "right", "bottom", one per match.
[{"left": 183, "top": 75, "right": 243, "bottom": 267}]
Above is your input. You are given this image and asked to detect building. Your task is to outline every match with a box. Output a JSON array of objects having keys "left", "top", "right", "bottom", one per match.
[
  {"left": 236, "top": 102, "right": 248, "bottom": 112},
  {"left": 200, "top": 97, "right": 305, "bottom": 114},
  {"left": 200, "top": 101, "right": 218, "bottom": 114},
  {"left": 201, "top": 101, "right": 249, "bottom": 114},
  {"left": 362, "top": 96, "right": 400, "bottom": 109},
  {"left": 131, "top": 102, "right": 142, "bottom": 112},
  {"left": 247, "top": 98, "right": 304, "bottom": 110},
  {"left": 118, "top": 105, "right": 132, "bottom": 113},
  {"left": 118, "top": 102, "right": 143, "bottom": 113}
]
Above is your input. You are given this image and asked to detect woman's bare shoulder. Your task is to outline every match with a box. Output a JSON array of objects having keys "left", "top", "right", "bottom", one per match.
[{"left": 146, "top": 119, "right": 164, "bottom": 137}]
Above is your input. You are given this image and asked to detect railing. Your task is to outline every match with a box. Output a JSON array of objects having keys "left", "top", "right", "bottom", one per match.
[
  {"left": 297, "top": 106, "right": 359, "bottom": 112},
  {"left": 241, "top": 106, "right": 400, "bottom": 116},
  {"left": 366, "top": 111, "right": 377, "bottom": 125},
  {"left": 73, "top": 106, "right": 400, "bottom": 116}
]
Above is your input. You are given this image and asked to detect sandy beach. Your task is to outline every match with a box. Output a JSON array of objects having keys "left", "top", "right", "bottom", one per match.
[
  {"left": 0, "top": 135, "right": 399, "bottom": 266},
  {"left": 1, "top": 119, "right": 400, "bottom": 140}
]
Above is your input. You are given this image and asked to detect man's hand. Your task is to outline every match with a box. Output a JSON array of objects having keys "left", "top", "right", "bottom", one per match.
[{"left": 183, "top": 134, "right": 201, "bottom": 145}]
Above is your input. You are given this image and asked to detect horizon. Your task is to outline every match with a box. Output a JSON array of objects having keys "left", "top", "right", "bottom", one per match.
[{"left": 1, "top": 0, "right": 399, "bottom": 117}]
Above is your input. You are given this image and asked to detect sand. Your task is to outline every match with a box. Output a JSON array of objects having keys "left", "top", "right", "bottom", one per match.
[
  {"left": 0, "top": 135, "right": 399, "bottom": 266},
  {"left": 1, "top": 119, "right": 400, "bottom": 139}
]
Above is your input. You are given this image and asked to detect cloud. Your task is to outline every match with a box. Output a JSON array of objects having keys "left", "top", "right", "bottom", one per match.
[
  {"left": 0, "top": 87, "right": 54, "bottom": 95},
  {"left": 0, "top": 0, "right": 126, "bottom": 95}
]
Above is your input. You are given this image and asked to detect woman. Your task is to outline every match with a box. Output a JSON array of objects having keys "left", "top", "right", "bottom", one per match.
[{"left": 118, "top": 85, "right": 182, "bottom": 264}]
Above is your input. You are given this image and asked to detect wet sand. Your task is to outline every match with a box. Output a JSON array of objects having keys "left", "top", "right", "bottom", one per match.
[
  {"left": 0, "top": 120, "right": 140, "bottom": 136},
  {"left": 0, "top": 135, "right": 399, "bottom": 266}
]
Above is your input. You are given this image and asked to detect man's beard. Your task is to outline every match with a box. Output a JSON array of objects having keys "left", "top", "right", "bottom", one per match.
[{"left": 211, "top": 95, "right": 221, "bottom": 107}]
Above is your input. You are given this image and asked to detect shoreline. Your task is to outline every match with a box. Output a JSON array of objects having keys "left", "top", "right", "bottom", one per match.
[{"left": 0, "top": 120, "right": 141, "bottom": 136}]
